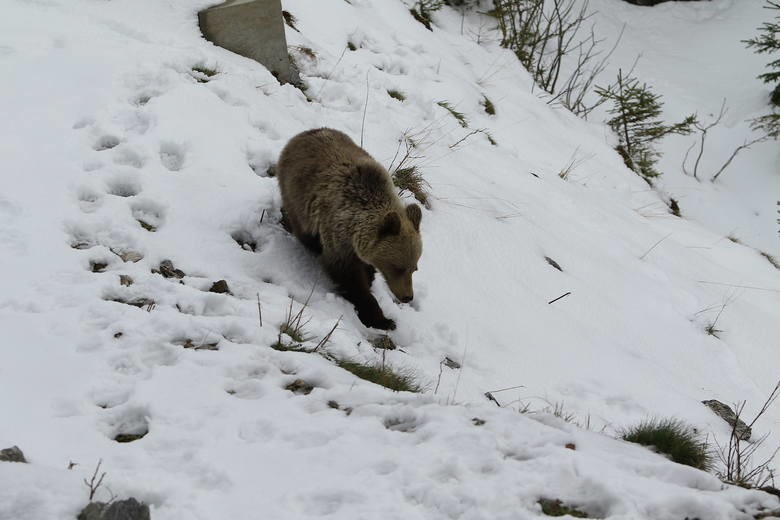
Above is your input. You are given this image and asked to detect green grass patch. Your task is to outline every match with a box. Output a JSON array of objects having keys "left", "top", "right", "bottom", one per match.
[
  {"left": 481, "top": 95, "right": 496, "bottom": 115},
  {"left": 621, "top": 417, "right": 712, "bottom": 470},
  {"left": 387, "top": 89, "right": 406, "bottom": 102},
  {"left": 538, "top": 498, "right": 589, "bottom": 518},
  {"left": 191, "top": 65, "right": 218, "bottom": 83},
  {"left": 437, "top": 101, "right": 469, "bottom": 128},
  {"left": 336, "top": 358, "right": 422, "bottom": 393}
]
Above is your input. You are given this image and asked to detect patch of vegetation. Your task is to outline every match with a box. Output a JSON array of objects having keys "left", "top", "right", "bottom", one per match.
[
  {"left": 437, "top": 100, "right": 469, "bottom": 127},
  {"left": 493, "top": 0, "right": 618, "bottom": 117},
  {"left": 392, "top": 165, "right": 430, "bottom": 207},
  {"left": 621, "top": 417, "right": 712, "bottom": 470},
  {"left": 387, "top": 89, "right": 406, "bottom": 101},
  {"left": 668, "top": 197, "right": 680, "bottom": 217},
  {"left": 481, "top": 94, "right": 496, "bottom": 115},
  {"left": 760, "top": 250, "right": 780, "bottom": 269},
  {"left": 596, "top": 69, "right": 696, "bottom": 181},
  {"left": 191, "top": 65, "right": 218, "bottom": 83},
  {"left": 538, "top": 498, "right": 589, "bottom": 518},
  {"left": 282, "top": 10, "right": 299, "bottom": 32},
  {"left": 272, "top": 294, "right": 314, "bottom": 351},
  {"left": 293, "top": 46, "right": 316, "bottom": 60},
  {"left": 409, "top": 1, "right": 443, "bottom": 31},
  {"left": 336, "top": 358, "right": 422, "bottom": 393},
  {"left": 705, "top": 322, "right": 723, "bottom": 339},
  {"left": 744, "top": 1, "right": 780, "bottom": 138}
]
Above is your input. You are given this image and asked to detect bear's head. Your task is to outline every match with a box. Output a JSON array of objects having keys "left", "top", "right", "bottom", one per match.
[{"left": 362, "top": 203, "right": 422, "bottom": 303}]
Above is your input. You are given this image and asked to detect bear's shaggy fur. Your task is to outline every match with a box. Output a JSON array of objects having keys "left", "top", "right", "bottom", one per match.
[{"left": 276, "top": 128, "right": 422, "bottom": 330}]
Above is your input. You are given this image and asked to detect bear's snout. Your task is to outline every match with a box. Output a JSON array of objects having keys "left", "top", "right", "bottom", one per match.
[{"left": 400, "top": 295, "right": 413, "bottom": 303}]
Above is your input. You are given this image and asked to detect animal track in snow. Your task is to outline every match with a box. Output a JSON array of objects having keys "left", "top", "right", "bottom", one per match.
[
  {"left": 105, "top": 173, "right": 141, "bottom": 197},
  {"left": 112, "top": 146, "right": 146, "bottom": 169},
  {"left": 130, "top": 199, "right": 165, "bottom": 232},
  {"left": 93, "top": 134, "right": 121, "bottom": 151},
  {"left": 159, "top": 142, "right": 186, "bottom": 171},
  {"left": 102, "top": 406, "right": 150, "bottom": 443},
  {"left": 76, "top": 186, "right": 103, "bottom": 213}
]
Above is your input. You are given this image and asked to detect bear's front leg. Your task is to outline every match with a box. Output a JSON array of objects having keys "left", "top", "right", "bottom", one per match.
[{"left": 323, "top": 254, "right": 395, "bottom": 330}]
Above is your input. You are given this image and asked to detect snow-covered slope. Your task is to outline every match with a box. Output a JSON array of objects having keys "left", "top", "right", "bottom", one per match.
[{"left": 1, "top": 0, "right": 778, "bottom": 519}]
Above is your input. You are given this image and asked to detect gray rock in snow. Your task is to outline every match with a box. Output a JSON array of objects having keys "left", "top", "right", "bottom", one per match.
[
  {"left": 702, "top": 399, "right": 752, "bottom": 441},
  {"left": 77, "top": 498, "right": 151, "bottom": 520},
  {"left": 0, "top": 445, "right": 27, "bottom": 463}
]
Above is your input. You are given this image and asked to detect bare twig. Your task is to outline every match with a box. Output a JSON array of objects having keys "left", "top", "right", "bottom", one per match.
[
  {"left": 639, "top": 232, "right": 673, "bottom": 260},
  {"left": 313, "top": 316, "right": 342, "bottom": 352},
  {"left": 256, "top": 293, "right": 263, "bottom": 327},
  {"left": 83, "top": 459, "right": 106, "bottom": 501},
  {"left": 548, "top": 291, "right": 571, "bottom": 304}
]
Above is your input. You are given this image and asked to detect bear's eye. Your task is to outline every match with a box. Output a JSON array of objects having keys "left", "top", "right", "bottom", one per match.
[{"left": 393, "top": 267, "right": 406, "bottom": 276}]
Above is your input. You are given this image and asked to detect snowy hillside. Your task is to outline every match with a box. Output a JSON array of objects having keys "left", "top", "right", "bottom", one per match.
[{"left": 1, "top": 0, "right": 779, "bottom": 519}]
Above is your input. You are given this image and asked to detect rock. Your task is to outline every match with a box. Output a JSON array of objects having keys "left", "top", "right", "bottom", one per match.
[
  {"left": 119, "top": 275, "right": 134, "bottom": 286},
  {"left": 208, "top": 280, "right": 231, "bottom": 294},
  {"left": 285, "top": 379, "right": 314, "bottom": 395},
  {"left": 78, "top": 498, "right": 150, "bottom": 520},
  {"left": 702, "top": 399, "right": 752, "bottom": 441},
  {"left": 0, "top": 445, "right": 27, "bottom": 463},
  {"left": 77, "top": 502, "right": 105, "bottom": 520},
  {"left": 90, "top": 261, "right": 108, "bottom": 273},
  {"left": 154, "top": 260, "right": 185, "bottom": 279},
  {"left": 112, "top": 249, "right": 144, "bottom": 263}
]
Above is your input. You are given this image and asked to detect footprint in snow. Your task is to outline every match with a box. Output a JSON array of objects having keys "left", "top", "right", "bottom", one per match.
[
  {"left": 130, "top": 199, "right": 165, "bottom": 232},
  {"left": 101, "top": 406, "right": 150, "bottom": 443},
  {"left": 105, "top": 172, "right": 141, "bottom": 197},
  {"left": 76, "top": 186, "right": 103, "bottom": 213},
  {"left": 93, "top": 134, "right": 121, "bottom": 151},
  {"left": 112, "top": 146, "right": 146, "bottom": 169},
  {"left": 159, "top": 141, "right": 186, "bottom": 171}
]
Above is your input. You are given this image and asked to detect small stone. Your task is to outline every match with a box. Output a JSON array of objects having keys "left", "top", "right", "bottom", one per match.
[
  {"left": 702, "top": 399, "right": 752, "bottom": 441},
  {"left": 119, "top": 275, "right": 134, "bottom": 286},
  {"left": 565, "top": 443, "right": 576, "bottom": 450},
  {"left": 154, "top": 260, "right": 185, "bottom": 279},
  {"left": 180, "top": 338, "right": 219, "bottom": 351},
  {"left": 285, "top": 379, "right": 314, "bottom": 395},
  {"left": 90, "top": 261, "right": 108, "bottom": 273},
  {"left": 112, "top": 249, "right": 144, "bottom": 263},
  {"left": 471, "top": 417, "right": 485, "bottom": 426},
  {"left": 443, "top": 356, "right": 461, "bottom": 369},
  {"left": 208, "top": 280, "right": 231, "bottom": 294},
  {"left": 0, "top": 446, "right": 27, "bottom": 463}
]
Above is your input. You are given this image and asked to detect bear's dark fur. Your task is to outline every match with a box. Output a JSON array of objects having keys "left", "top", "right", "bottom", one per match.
[{"left": 276, "top": 128, "right": 422, "bottom": 330}]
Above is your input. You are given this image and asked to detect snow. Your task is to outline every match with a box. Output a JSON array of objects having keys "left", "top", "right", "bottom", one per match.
[{"left": 0, "top": 0, "right": 778, "bottom": 519}]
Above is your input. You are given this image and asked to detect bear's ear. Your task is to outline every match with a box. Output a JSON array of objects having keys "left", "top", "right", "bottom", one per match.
[
  {"left": 379, "top": 211, "right": 401, "bottom": 237},
  {"left": 406, "top": 203, "right": 422, "bottom": 232}
]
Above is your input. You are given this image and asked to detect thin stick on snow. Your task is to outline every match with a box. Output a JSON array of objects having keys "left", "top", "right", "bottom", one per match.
[
  {"left": 548, "top": 291, "right": 571, "bottom": 305},
  {"left": 256, "top": 293, "right": 263, "bottom": 327},
  {"left": 639, "top": 232, "right": 673, "bottom": 260},
  {"left": 449, "top": 340, "right": 468, "bottom": 405},
  {"left": 360, "top": 71, "right": 370, "bottom": 148}
]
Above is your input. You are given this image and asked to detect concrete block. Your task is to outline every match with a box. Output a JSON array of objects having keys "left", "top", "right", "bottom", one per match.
[{"left": 199, "top": 0, "right": 299, "bottom": 85}]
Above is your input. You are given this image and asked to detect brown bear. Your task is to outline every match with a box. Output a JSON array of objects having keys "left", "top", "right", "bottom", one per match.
[{"left": 276, "top": 128, "right": 422, "bottom": 330}]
